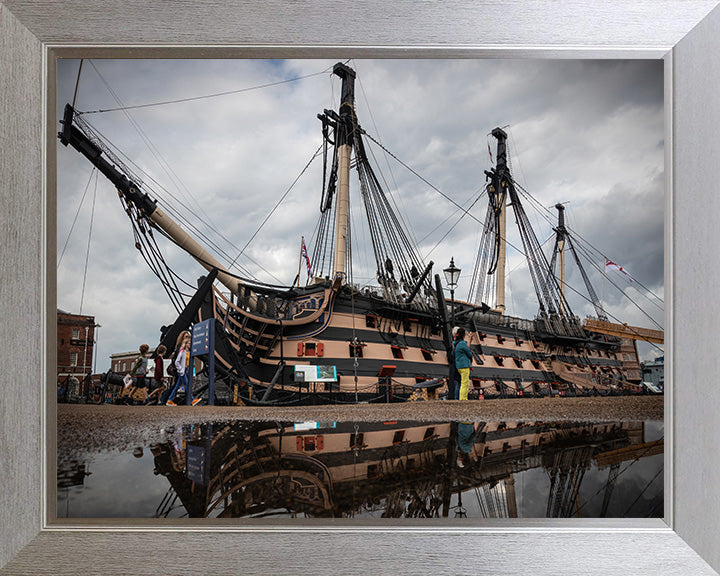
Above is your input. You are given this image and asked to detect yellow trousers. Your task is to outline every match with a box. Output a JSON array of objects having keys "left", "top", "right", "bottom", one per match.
[{"left": 458, "top": 367, "right": 470, "bottom": 400}]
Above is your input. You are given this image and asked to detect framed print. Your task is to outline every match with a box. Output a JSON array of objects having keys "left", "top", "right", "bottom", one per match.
[{"left": 2, "top": 1, "right": 720, "bottom": 574}]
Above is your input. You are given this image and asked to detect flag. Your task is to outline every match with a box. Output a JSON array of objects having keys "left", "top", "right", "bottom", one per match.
[
  {"left": 605, "top": 258, "right": 633, "bottom": 282},
  {"left": 488, "top": 143, "right": 493, "bottom": 163},
  {"left": 301, "top": 238, "right": 313, "bottom": 278}
]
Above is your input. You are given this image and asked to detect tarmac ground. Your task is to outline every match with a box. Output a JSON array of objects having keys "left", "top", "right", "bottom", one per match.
[{"left": 56, "top": 395, "right": 664, "bottom": 455}]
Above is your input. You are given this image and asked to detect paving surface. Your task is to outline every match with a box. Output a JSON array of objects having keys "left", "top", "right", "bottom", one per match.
[{"left": 56, "top": 396, "right": 663, "bottom": 455}]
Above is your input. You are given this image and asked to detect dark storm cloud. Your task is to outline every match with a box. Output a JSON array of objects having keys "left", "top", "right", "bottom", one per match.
[{"left": 56, "top": 58, "right": 664, "bottom": 369}]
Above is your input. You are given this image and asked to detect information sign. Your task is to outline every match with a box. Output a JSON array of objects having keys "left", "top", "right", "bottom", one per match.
[
  {"left": 191, "top": 319, "right": 212, "bottom": 356},
  {"left": 293, "top": 365, "right": 337, "bottom": 383}
]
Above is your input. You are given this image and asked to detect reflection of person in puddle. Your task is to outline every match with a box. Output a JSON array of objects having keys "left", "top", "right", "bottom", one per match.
[{"left": 456, "top": 422, "right": 481, "bottom": 468}]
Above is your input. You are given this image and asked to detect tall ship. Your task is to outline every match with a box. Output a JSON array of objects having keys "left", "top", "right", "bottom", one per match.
[{"left": 58, "top": 62, "right": 663, "bottom": 405}]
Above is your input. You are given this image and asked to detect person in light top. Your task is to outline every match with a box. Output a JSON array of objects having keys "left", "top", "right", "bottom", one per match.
[{"left": 164, "top": 331, "right": 201, "bottom": 406}]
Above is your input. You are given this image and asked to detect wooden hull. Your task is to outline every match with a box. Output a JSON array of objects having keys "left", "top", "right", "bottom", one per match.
[{"left": 189, "top": 281, "right": 650, "bottom": 406}]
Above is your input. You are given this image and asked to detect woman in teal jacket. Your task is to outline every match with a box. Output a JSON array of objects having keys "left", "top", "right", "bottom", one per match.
[{"left": 453, "top": 327, "right": 473, "bottom": 400}]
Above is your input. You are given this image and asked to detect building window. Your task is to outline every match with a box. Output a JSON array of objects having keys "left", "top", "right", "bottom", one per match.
[
  {"left": 72, "top": 328, "right": 80, "bottom": 339},
  {"left": 391, "top": 345, "right": 404, "bottom": 359},
  {"left": 392, "top": 430, "right": 405, "bottom": 444},
  {"left": 349, "top": 343, "right": 364, "bottom": 358},
  {"left": 70, "top": 352, "right": 78, "bottom": 367},
  {"left": 421, "top": 349, "right": 433, "bottom": 361}
]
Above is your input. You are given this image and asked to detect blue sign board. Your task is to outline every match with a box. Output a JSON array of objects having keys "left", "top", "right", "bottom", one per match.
[
  {"left": 191, "top": 319, "right": 212, "bottom": 356},
  {"left": 190, "top": 318, "right": 216, "bottom": 405}
]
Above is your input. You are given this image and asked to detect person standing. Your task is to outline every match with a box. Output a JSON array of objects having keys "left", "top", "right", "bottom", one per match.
[
  {"left": 165, "top": 332, "right": 201, "bottom": 406},
  {"left": 124, "top": 344, "right": 149, "bottom": 404},
  {"left": 453, "top": 327, "right": 473, "bottom": 401},
  {"left": 160, "top": 332, "right": 186, "bottom": 405},
  {"left": 447, "top": 327, "right": 461, "bottom": 400},
  {"left": 145, "top": 344, "right": 167, "bottom": 405}
]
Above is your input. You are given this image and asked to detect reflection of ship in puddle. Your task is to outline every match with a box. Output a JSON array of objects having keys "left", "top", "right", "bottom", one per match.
[
  {"left": 150, "top": 420, "right": 663, "bottom": 519},
  {"left": 57, "top": 459, "right": 92, "bottom": 489}
]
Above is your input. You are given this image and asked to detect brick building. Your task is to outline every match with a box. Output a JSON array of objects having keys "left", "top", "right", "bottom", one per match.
[
  {"left": 57, "top": 309, "right": 98, "bottom": 398},
  {"left": 110, "top": 348, "right": 172, "bottom": 377}
]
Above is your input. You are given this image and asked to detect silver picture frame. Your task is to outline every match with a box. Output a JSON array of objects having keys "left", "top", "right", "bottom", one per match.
[{"left": 2, "top": 1, "right": 720, "bottom": 574}]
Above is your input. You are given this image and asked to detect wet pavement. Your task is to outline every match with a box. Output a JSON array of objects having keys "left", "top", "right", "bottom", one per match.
[{"left": 57, "top": 396, "right": 663, "bottom": 454}]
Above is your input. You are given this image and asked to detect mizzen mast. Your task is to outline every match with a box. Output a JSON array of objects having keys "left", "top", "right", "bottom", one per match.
[
  {"left": 489, "top": 127, "right": 509, "bottom": 313},
  {"left": 555, "top": 203, "right": 567, "bottom": 315}
]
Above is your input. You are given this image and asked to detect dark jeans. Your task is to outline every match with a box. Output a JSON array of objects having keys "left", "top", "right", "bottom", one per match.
[
  {"left": 447, "top": 366, "right": 461, "bottom": 399},
  {"left": 164, "top": 372, "right": 190, "bottom": 404},
  {"left": 447, "top": 379, "right": 459, "bottom": 400}
]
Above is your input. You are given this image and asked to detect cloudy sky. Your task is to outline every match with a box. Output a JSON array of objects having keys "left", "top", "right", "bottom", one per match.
[{"left": 56, "top": 58, "right": 665, "bottom": 371}]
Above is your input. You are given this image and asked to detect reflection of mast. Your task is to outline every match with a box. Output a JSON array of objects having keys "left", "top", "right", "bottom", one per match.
[
  {"left": 600, "top": 463, "right": 621, "bottom": 518},
  {"left": 473, "top": 476, "right": 518, "bottom": 518},
  {"left": 545, "top": 445, "right": 594, "bottom": 518},
  {"left": 505, "top": 475, "right": 518, "bottom": 518}
]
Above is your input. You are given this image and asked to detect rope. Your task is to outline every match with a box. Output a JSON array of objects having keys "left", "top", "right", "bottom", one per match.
[
  {"left": 78, "top": 67, "right": 333, "bottom": 115},
  {"left": 58, "top": 167, "right": 96, "bottom": 269},
  {"left": 228, "top": 144, "right": 324, "bottom": 270},
  {"left": 71, "top": 59, "right": 83, "bottom": 110},
  {"left": 79, "top": 171, "right": 98, "bottom": 315}
]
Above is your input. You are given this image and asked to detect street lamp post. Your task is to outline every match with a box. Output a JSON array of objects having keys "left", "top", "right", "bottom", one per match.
[
  {"left": 92, "top": 323, "right": 102, "bottom": 375},
  {"left": 443, "top": 258, "right": 461, "bottom": 328},
  {"left": 83, "top": 325, "right": 90, "bottom": 400}
]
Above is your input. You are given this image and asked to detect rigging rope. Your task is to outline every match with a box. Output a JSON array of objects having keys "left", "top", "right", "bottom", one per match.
[
  {"left": 58, "top": 167, "right": 96, "bottom": 269},
  {"left": 80, "top": 61, "right": 285, "bottom": 284},
  {"left": 78, "top": 66, "right": 333, "bottom": 115},
  {"left": 228, "top": 144, "right": 324, "bottom": 272},
  {"left": 79, "top": 171, "right": 98, "bottom": 315}
]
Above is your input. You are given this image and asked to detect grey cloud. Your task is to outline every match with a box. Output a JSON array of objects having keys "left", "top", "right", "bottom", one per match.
[{"left": 57, "top": 58, "right": 664, "bottom": 369}]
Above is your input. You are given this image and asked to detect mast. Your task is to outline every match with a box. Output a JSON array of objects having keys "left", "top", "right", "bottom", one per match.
[
  {"left": 555, "top": 203, "right": 567, "bottom": 315},
  {"left": 491, "top": 127, "right": 509, "bottom": 314},
  {"left": 332, "top": 62, "right": 356, "bottom": 284}
]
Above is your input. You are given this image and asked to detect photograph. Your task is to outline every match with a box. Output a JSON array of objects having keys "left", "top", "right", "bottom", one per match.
[
  {"left": 54, "top": 58, "right": 666, "bottom": 521},
  {"left": 6, "top": 0, "right": 720, "bottom": 573}
]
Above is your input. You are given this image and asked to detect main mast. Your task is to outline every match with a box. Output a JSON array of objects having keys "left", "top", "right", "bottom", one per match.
[
  {"left": 491, "top": 127, "right": 509, "bottom": 314},
  {"left": 332, "top": 62, "right": 356, "bottom": 283}
]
